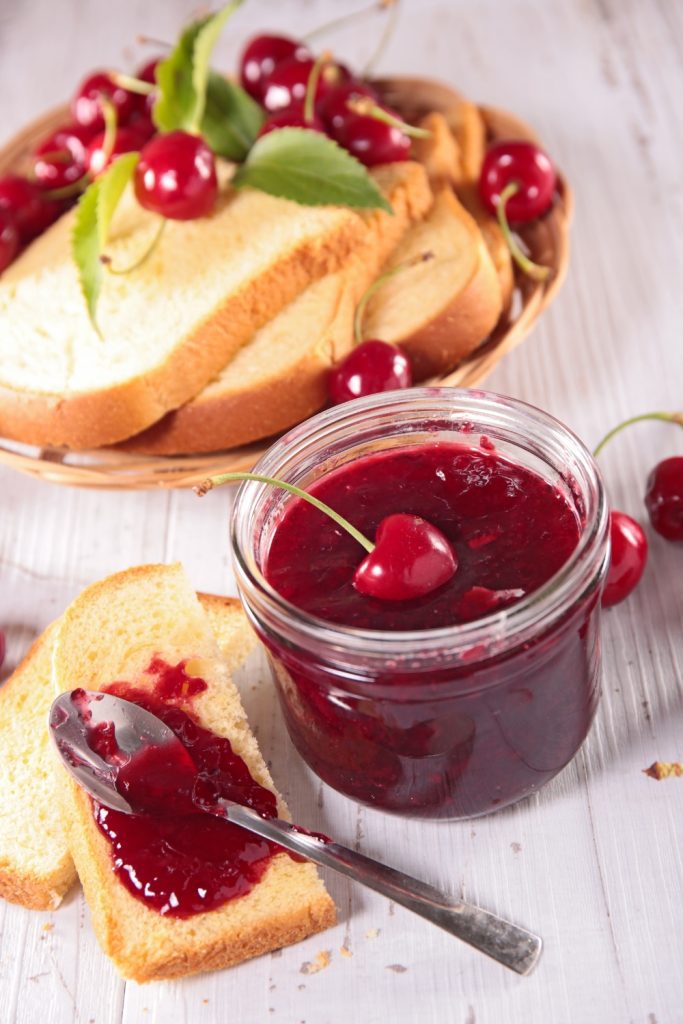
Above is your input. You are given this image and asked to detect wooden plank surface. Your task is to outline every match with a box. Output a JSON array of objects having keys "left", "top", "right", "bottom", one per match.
[{"left": 0, "top": 1, "right": 681, "bottom": 1022}]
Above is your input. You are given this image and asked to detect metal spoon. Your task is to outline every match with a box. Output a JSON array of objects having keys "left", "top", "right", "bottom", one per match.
[{"left": 49, "top": 690, "right": 542, "bottom": 976}]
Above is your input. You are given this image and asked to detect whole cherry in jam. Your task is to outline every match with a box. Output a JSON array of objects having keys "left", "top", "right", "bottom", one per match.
[
  {"left": 239, "top": 34, "right": 309, "bottom": 102},
  {"left": 0, "top": 212, "right": 19, "bottom": 273},
  {"left": 71, "top": 70, "right": 137, "bottom": 131},
  {"left": 134, "top": 131, "right": 218, "bottom": 220},
  {"left": 354, "top": 513, "right": 457, "bottom": 601},
  {"left": 479, "top": 140, "right": 556, "bottom": 224},
  {"left": 645, "top": 457, "right": 683, "bottom": 540},
  {"left": 602, "top": 511, "right": 648, "bottom": 608},
  {"left": 328, "top": 339, "right": 411, "bottom": 404},
  {"left": 0, "top": 175, "right": 61, "bottom": 242}
]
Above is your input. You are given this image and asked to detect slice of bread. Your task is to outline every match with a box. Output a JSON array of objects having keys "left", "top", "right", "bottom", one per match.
[
  {"left": 0, "top": 591, "right": 265, "bottom": 914},
  {"left": 361, "top": 187, "right": 503, "bottom": 378},
  {"left": 0, "top": 168, "right": 402, "bottom": 450},
  {"left": 117, "top": 161, "right": 432, "bottom": 455},
  {"left": 51, "top": 565, "right": 335, "bottom": 982}
]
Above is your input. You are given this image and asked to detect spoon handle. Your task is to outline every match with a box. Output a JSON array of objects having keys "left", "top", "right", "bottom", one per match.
[{"left": 222, "top": 802, "right": 541, "bottom": 976}]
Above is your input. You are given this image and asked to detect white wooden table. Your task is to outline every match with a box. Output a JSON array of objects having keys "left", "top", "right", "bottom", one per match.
[{"left": 1, "top": 1, "right": 681, "bottom": 1021}]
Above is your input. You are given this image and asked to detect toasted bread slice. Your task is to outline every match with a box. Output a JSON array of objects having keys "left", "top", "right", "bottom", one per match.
[
  {"left": 0, "top": 164, "right": 412, "bottom": 450},
  {"left": 0, "top": 592, "right": 261, "bottom": 913},
  {"left": 119, "top": 162, "right": 433, "bottom": 455},
  {"left": 51, "top": 565, "right": 335, "bottom": 982},
  {"left": 412, "top": 112, "right": 461, "bottom": 187},
  {"left": 362, "top": 188, "right": 503, "bottom": 378}
]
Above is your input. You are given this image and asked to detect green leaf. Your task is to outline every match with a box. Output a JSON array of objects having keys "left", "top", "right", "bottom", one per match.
[
  {"left": 200, "top": 72, "right": 264, "bottom": 161},
  {"left": 191, "top": 0, "right": 244, "bottom": 130},
  {"left": 153, "top": 1, "right": 244, "bottom": 134},
  {"left": 71, "top": 152, "right": 139, "bottom": 332},
  {"left": 231, "top": 129, "right": 394, "bottom": 212}
]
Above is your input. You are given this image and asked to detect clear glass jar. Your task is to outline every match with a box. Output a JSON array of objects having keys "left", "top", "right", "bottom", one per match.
[{"left": 232, "top": 388, "right": 609, "bottom": 820}]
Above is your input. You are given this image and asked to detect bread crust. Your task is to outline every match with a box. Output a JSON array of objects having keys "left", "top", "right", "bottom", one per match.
[{"left": 0, "top": 218, "right": 364, "bottom": 450}]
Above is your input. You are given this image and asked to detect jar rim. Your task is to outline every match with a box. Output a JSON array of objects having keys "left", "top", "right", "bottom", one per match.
[{"left": 231, "top": 387, "right": 609, "bottom": 666}]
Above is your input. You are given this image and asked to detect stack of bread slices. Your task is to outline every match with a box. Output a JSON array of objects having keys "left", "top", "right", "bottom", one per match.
[
  {"left": 0, "top": 92, "right": 511, "bottom": 455},
  {"left": 0, "top": 564, "right": 336, "bottom": 981}
]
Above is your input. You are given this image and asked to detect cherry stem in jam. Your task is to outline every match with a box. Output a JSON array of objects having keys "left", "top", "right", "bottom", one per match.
[
  {"left": 353, "top": 249, "right": 433, "bottom": 345},
  {"left": 496, "top": 182, "right": 551, "bottom": 283},
  {"left": 195, "top": 471, "right": 375, "bottom": 553},
  {"left": 346, "top": 97, "right": 431, "bottom": 139},
  {"left": 101, "top": 217, "right": 166, "bottom": 275},
  {"left": 593, "top": 411, "right": 683, "bottom": 458},
  {"left": 303, "top": 0, "right": 397, "bottom": 43},
  {"left": 304, "top": 50, "right": 332, "bottom": 123}
]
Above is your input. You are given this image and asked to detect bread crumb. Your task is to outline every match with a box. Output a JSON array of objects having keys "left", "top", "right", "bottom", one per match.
[
  {"left": 643, "top": 761, "right": 683, "bottom": 780},
  {"left": 202, "top": 999, "right": 209, "bottom": 1005},
  {"left": 42, "top": 922, "right": 54, "bottom": 932},
  {"left": 365, "top": 928, "right": 380, "bottom": 939},
  {"left": 340, "top": 944, "right": 353, "bottom": 959},
  {"left": 300, "top": 950, "right": 331, "bottom": 974}
]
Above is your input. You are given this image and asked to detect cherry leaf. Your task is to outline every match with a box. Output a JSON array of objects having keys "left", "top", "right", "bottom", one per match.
[
  {"left": 201, "top": 72, "right": 264, "bottom": 161},
  {"left": 191, "top": 0, "right": 244, "bottom": 131},
  {"left": 232, "top": 128, "right": 393, "bottom": 212},
  {"left": 71, "top": 152, "right": 140, "bottom": 333}
]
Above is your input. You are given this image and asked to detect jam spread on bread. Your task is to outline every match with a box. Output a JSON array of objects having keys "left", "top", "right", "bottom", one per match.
[{"left": 90, "top": 659, "right": 284, "bottom": 918}]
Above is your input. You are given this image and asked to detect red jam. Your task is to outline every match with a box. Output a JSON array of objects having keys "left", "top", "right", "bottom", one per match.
[
  {"left": 89, "top": 659, "right": 284, "bottom": 918},
  {"left": 258, "top": 442, "right": 601, "bottom": 819}
]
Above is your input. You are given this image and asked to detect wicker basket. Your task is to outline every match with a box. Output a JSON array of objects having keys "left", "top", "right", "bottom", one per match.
[{"left": 0, "top": 78, "right": 571, "bottom": 490}]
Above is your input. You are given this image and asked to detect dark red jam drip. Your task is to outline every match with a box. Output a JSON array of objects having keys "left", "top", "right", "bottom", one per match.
[
  {"left": 264, "top": 443, "right": 581, "bottom": 629},
  {"left": 88, "top": 658, "right": 283, "bottom": 919}
]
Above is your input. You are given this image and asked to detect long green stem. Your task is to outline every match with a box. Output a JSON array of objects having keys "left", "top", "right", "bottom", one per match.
[
  {"left": 304, "top": 51, "right": 331, "bottom": 124},
  {"left": 304, "top": 0, "right": 397, "bottom": 43},
  {"left": 109, "top": 71, "right": 155, "bottom": 96},
  {"left": 195, "top": 472, "right": 375, "bottom": 553},
  {"left": 346, "top": 97, "right": 430, "bottom": 139},
  {"left": 354, "top": 250, "right": 434, "bottom": 344},
  {"left": 593, "top": 412, "right": 683, "bottom": 458},
  {"left": 102, "top": 219, "right": 166, "bottom": 275},
  {"left": 497, "top": 182, "right": 551, "bottom": 283}
]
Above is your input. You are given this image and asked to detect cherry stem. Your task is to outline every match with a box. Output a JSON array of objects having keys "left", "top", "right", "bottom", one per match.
[
  {"left": 362, "top": 0, "right": 401, "bottom": 77},
  {"left": 304, "top": 0, "right": 397, "bottom": 43},
  {"left": 109, "top": 71, "right": 155, "bottom": 96},
  {"left": 99, "top": 95, "right": 119, "bottom": 168},
  {"left": 42, "top": 176, "right": 90, "bottom": 201},
  {"left": 102, "top": 218, "right": 166, "bottom": 275},
  {"left": 353, "top": 250, "right": 434, "bottom": 345},
  {"left": 593, "top": 412, "right": 683, "bottom": 458},
  {"left": 496, "top": 182, "right": 551, "bottom": 283},
  {"left": 194, "top": 472, "right": 375, "bottom": 554},
  {"left": 136, "top": 34, "right": 172, "bottom": 50},
  {"left": 304, "top": 50, "right": 332, "bottom": 123},
  {"left": 346, "top": 97, "right": 430, "bottom": 139}
]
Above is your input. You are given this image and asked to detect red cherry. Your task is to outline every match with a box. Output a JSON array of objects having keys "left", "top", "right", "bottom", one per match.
[
  {"left": 455, "top": 586, "right": 525, "bottom": 622},
  {"left": 262, "top": 57, "right": 348, "bottom": 114},
  {"left": 328, "top": 340, "right": 412, "bottom": 405},
  {"left": 0, "top": 212, "right": 19, "bottom": 273},
  {"left": 354, "top": 513, "right": 457, "bottom": 601},
  {"left": 479, "top": 140, "right": 556, "bottom": 224},
  {"left": 320, "top": 80, "right": 378, "bottom": 131},
  {"left": 332, "top": 108, "right": 411, "bottom": 166},
  {"left": 0, "top": 175, "right": 61, "bottom": 241},
  {"left": 645, "top": 457, "right": 683, "bottom": 540},
  {"left": 239, "top": 35, "right": 309, "bottom": 102},
  {"left": 86, "top": 126, "right": 145, "bottom": 177},
  {"left": 258, "top": 104, "right": 324, "bottom": 137},
  {"left": 134, "top": 131, "right": 218, "bottom": 220},
  {"left": 0, "top": 629, "right": 5, "bottom": 670},
  {"left": 71, "top": 70, "right": 137, "bottom": 131},
  {"left": 33, "top": 123, "right": 93, "bottom": 190},
  {"left": 602, "top": 511, "right": 648, "bottom": 607}
]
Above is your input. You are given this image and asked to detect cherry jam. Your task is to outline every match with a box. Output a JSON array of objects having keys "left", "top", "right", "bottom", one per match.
[
  {"left": 89, "top": 659, "right": 283, "bottom": 918},
  {"left": 233, "top": 390, "right": 609, "bottom": 819}
]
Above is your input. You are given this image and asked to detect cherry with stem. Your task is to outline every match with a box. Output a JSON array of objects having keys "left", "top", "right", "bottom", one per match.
[{"left": 195, "top": 471, "right": 457, "bottom": 601}]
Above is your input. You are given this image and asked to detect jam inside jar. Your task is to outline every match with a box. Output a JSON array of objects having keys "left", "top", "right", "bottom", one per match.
[{"left": 232, "top": 389, "right": 609, "bottom": 820}]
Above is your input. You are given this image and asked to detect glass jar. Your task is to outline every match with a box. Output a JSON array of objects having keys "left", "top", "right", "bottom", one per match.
[{"left": 232, "top": 388, "right": 609, "bottom": 820}]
